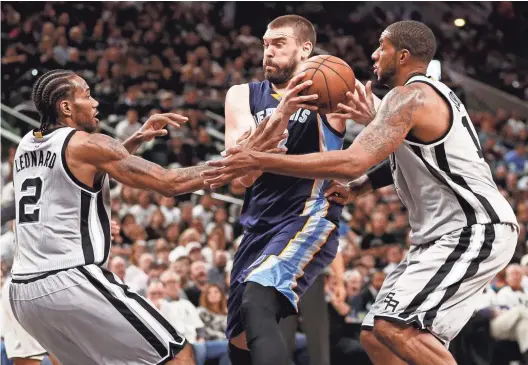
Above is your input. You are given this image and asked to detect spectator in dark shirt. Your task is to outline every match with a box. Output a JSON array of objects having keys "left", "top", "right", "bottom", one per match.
[
  {"left": 185, "top": 260, "right": 209, "bottom": 307},
  {"left": 350, "top": 270, "right": 386, "bottom": 317},
  {"left": 360, "top": 212, "right": 398, "bottom": 259}
]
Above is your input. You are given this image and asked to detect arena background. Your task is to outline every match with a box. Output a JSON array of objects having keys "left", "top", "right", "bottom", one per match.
[{"left": 1, "top": 2, "right": 527, "bottom": 365}]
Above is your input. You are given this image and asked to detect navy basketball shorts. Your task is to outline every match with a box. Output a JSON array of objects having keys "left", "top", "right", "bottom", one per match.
[{"left": 226, "top": 215, "right": 339, "bottom": 339}]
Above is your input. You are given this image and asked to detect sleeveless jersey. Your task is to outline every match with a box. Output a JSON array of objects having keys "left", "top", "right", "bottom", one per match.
[
  {"left": 390, "top": 75, "right": 518, "bottom": 245},
  {"left": 240, "top": 80, "right": 345, "bottom": 230},
  {"left": 11, "top": 127, "right": 111, "bottom": 278}
]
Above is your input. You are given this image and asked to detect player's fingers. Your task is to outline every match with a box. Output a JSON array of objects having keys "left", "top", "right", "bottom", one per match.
[
  {"left": 336, "top": 103, "right": 355, "bottom": 114},
  {"left": 295, "top": 94, "right": 319, "bottom": 103},
  {"left": 259, "top": 133, "right": 288, "bottom": 151},
  {"left": 236, "top": 129, "right": 251, "bottom": 145},
  {"left": 163, "top": 113, "right": 189, "bottom": 123},
  {"left": 298, "top": 104, "right": 318, "bottom": 111},
  {"left": 290, "top": 80, "right": 313, "bottom": 95},
  {"left": 205, "top": 160, "right": 227, "bottom": 169},
  {"left": 355, "top": 82, "right": 367, "bottom": 104},
  {"left": 266, "top": 147, "right": 288, "bottom": 154},
  {"left": 288, "top": 71, "right": 307, "bottom": 89},
  {"left": 327, "top": 195, "right": 347, "bottom": 204}
]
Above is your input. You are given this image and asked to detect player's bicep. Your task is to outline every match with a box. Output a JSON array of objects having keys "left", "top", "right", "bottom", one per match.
[{"left": 225, "top": 84, "right": 255, "bottom": 149}]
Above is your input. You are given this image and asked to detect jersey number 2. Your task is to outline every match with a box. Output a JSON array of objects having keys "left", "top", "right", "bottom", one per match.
[
  {"left": 18, "top": 177, "right": 43, "bottom": 224},
  {"left": 461, "top": 116, "right": 483, "bottom": 159}
]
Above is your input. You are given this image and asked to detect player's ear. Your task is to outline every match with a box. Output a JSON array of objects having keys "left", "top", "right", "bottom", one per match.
[
  {"left": 59, "top": 100, "right": 73, "bottom": 117},
  {"left": 301, "top": 41, "right": 313, "bottom": 60},
  {"left": 399, "top": 49, "right": 411, "bottom": 65}
]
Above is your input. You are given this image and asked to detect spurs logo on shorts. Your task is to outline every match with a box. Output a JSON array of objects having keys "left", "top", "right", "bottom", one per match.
[{"left": 383, "top": 292, "right": 399, "bottom": 312}]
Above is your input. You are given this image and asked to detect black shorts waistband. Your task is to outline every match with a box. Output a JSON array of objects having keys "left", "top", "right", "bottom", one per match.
[{"left": 12, "top": 266, "right": 85, "bottom": 284}]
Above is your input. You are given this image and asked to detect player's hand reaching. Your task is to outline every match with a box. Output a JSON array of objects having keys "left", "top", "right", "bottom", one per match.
[
  {"left": 332, "top": 81, "right": 376, "bottom": 125},
  {"left": 136, "top": 113, "right": 188, "bottom": 142},
  {"left": 203, "top": 116, "right": 287, "bottom": 189},
  {"left": 324, "top": 180, "right": 362, "bottom": 205},
  {"left": 275, "top": 71, "right": 319, "bottom": 117}
]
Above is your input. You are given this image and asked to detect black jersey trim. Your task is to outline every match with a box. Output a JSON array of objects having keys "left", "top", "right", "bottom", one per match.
[
  {"left": 398, "top": 226, "right": 473, "bottom": 319},
  {"left": 61, "top": 129, "right": 98, "bottom": 193},
  {"left": 97, "top": 177, "right": 112, "bottom": 265},
  {"left": 80, "top": 191, "right": 95, "bottom": 264},
  {"left": 434, "top": 144, "right": 500, "bottom": 224},
  {"left": 410, "top": 145, "right": 477, "bottom": 226},
  {"left": 423, "top": 224, "right": 495, "bottom": 327},
  {"left": 78, "top": 267, "right": 168, "bottom": 357},
  {"left": 404, "top": 79, "right": 454, "bottom": 146}
]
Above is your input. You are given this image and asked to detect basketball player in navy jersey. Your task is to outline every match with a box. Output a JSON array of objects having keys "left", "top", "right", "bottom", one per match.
[
  {"left": 221, "top": 15, "right": 365, "bottom": 365},
  {"left": 205, "top": 20, "right": 519, "bottom": 365}
]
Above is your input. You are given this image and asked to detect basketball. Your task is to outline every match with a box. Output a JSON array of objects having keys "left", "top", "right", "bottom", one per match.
[{"left": 298, "top": 55, "right": 356, "bottom": 115}]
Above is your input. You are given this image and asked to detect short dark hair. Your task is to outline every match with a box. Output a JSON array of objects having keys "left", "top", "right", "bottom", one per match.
[
  {"left": 32, "top": 69, "right": 76, "bottom": 130},
  {"left": 268, "top": 15, "right": 316, "bottom": 48},
  {"left": 384, "top": 20, "right": 436, "bottom": 63}
]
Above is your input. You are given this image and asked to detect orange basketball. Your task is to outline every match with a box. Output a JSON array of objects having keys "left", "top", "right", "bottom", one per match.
[{"left": 298, "top": 55, "right": 356, "bottom": 115}]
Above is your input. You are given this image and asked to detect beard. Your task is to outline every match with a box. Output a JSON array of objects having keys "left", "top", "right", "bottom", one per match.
[
  {"left": 264, "top": 52, "right": 298, "bottom": 85},
  {"left": 377, "top": 56, "right": 398, "bottom": 87},
  {"left": 77, "top": 114, "right": 97, "bottom": 133}
]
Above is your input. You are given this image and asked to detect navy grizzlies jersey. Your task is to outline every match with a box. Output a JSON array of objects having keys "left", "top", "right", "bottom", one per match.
[{"left": 240, "top": 80, "right": 345, "bottom": 230}]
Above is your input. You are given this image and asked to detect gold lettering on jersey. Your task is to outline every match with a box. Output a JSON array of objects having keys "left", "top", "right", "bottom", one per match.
[{"left": 15, "top": 150, "right": 57, "bottom": 173}]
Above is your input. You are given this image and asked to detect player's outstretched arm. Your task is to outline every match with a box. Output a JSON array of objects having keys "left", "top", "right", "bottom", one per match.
[
  {"left": 74, "top": 132, "right": 209, "bottom": 196},
  {"left": 203, "top": 84, "right": 426, "bottom": 186}
]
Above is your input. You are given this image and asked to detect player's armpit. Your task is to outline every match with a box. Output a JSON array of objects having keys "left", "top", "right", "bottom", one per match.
[{"left": 75, "top": 133, "right": 209, "bottom": 196}]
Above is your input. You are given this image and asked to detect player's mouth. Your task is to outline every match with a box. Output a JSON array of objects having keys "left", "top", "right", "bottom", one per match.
[{"left": 93, "top": 111, "right": 99, "bottom": 122}]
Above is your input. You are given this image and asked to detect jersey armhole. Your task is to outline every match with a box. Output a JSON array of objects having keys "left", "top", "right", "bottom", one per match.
[
  {"left": 320, "top": 114, "right": 346, "bottom": 138},
  {"left": 404, "top": 80, "right": 454, "bottom": 147},
  {"left": 61, "top": 129, "right": 99, "bottom": 193}
]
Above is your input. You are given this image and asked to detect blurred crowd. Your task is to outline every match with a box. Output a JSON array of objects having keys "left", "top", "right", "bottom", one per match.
[{"left": 1, "top": 2, "right": 528, "bottom": 365}]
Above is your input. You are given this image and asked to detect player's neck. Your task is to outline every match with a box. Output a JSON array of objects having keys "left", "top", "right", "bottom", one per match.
[
  {"left": 394, "top": 68, "right": 428, "bottom": 87},
  {"left": 270, "top": 79, "right": 290, "bottom": 94}
]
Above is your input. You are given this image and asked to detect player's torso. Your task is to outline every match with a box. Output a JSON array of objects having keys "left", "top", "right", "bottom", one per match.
[
  {"left": 241, "top": 80, "right": 344, "bottom": 230},
  {"left": 12, "top": 127, "right": 111, "bottom": 277},
  {"left": 390, "top": 75, "right": 517, "bottom": 244}
]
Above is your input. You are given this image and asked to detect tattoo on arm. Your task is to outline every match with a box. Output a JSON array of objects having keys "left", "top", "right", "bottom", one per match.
[{"left": 356, "top": 84, "right": 425, "bottom": 159}]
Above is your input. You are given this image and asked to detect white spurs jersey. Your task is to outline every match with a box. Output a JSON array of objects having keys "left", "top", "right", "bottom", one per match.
[
  {"left": 389, "top": 75, "right": 518, "bottom": 245},
  {"left": 11, "top": 127, "right": 111, "bottom": 278}
]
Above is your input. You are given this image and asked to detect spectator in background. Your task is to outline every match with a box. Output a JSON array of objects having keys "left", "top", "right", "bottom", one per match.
[
  {"left": 115, "top": 109, "right": 142, "bottom": 142},
  {"left": 488, "top": 264, "right": 528, "bottom": 363},
  {"left": 129, "top": 191, "right": 157, "bottom": 227},
  {"left": 383, "top": 245, "right": 403, "bottom": 275},
  {"left": 208, "top": 251, "right": 229, "bottom": 291},
  {"left": 505, "top": 144, "right": 527, "bottom": 174},
  {"left": 206, "top": 207, "right": 233, "bottom": 243},
  {"left": 360, "top": 211, "right": 398, "bottom": 259},
  {"left": 146, "top": 209, "right": 166, "bottom": 240},
  {"left": 146, "top": 280, "right": 207, "bottom": 359},
  {"left": 195, "top": 284, "right": 231, "bottom": 365},
  {"left": 193, "top": 193, "right": 215, "bottom": 227},
  {"left": 109, "top": 256, "right": 127, "bottom": 282},
  {"left": 160, "top": 270, "right": 188, "bottom": 302},
  {"left": 185, "top": 261, "right": 209, "bottom": 307},
  {"left": 125, "top": 252, "right": 153, "bottom": 294},
  {"left": 350, "top": 270, "right": 386, "bottom": 317}
]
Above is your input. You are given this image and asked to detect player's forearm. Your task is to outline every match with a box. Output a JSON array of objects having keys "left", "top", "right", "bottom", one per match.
[
  {"left": 254, "top": 149, "right": 364, "bottom": 181},
  {"left": 167, "top": 165, "right": 210, "bottom": 196},
  {"left": 122, "top": 131, "right": 144, "bottom": 154}
]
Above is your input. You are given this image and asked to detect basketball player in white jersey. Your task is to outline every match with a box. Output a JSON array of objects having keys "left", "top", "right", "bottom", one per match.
[
  {"left": 202, "top": 20, "right": 519, "bottom": 365},
  {"left": 8, "top": 69, "right": 286, "bottom": 365}
]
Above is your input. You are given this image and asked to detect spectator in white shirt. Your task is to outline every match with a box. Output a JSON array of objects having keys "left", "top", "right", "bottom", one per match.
[
  {"left": 109, "top": 256, "right": 127, "bottom": 282},
  {"left": 489, "top": 264, "right": 528, "bottom": 363},
  {"left": 129, "top": 191, "right": 157, "bottom": 227},
  {"left": 115, "top": 108, "right": 142, "bottom": 142},
  {"left": 159, "top": 196, "right": 181, "bottom": 226},
  {"left": 160, "top": 270, "right": 188, "bottom": 302},
  {"left": 125, "top": 252, "right": 153, "bottom": 294},
  {"left": 146, "top": 280, "right": 205, "bottom": 345}
]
